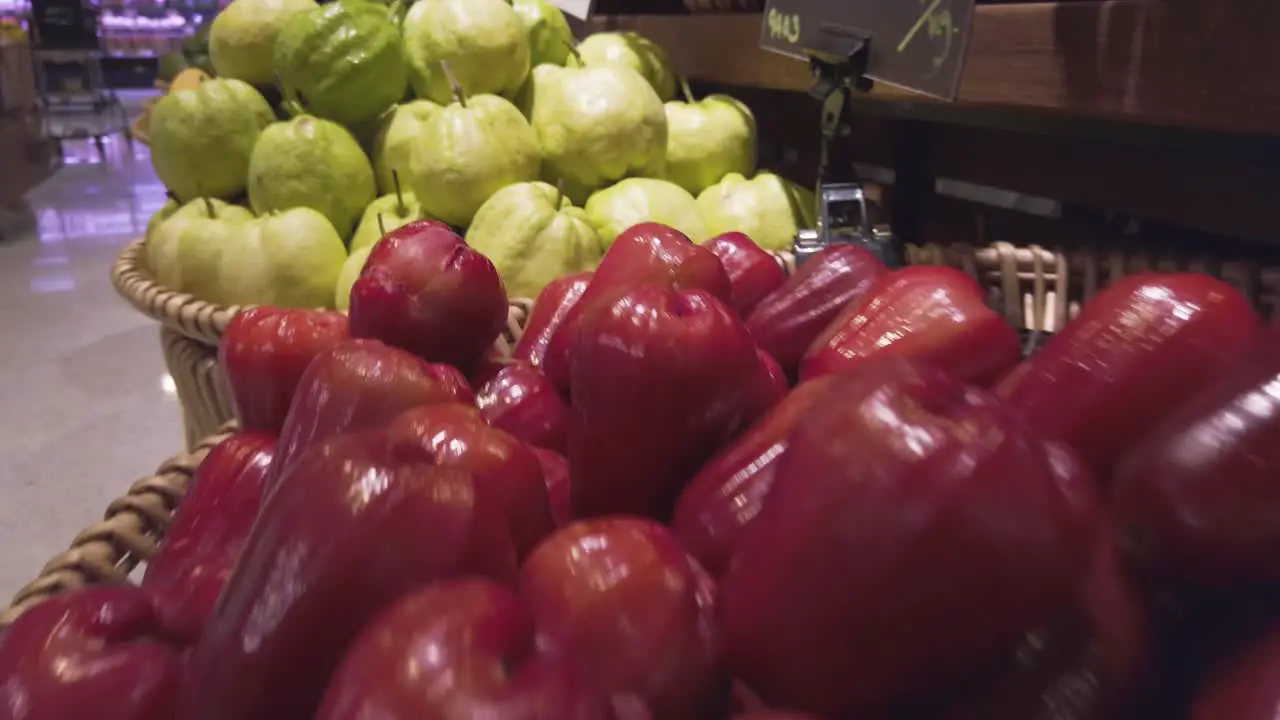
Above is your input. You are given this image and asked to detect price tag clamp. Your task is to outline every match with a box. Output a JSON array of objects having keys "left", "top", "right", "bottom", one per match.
[{"left": 793, "top": 27, "right": 902, "bottom": 268}]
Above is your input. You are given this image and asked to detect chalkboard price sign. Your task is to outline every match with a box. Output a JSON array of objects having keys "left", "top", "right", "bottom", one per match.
[{"left": 758, "top": 0, "right": 975, "bottom": 100}]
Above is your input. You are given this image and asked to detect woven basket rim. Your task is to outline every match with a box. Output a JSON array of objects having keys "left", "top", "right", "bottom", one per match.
[{"left": 110, "top": 238, "right": 242, "bottom": 346}]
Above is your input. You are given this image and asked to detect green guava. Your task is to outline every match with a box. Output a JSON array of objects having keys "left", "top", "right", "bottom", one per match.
[
  {"left": 148, "top": 78, "right": 275, "bottom": 202},
  {"left": 696, "top": 172, "right": 817, "bottom": 252},
  {"left": 407, "top": 94, "right": 540, "bottom": 227},
  {"left": 585, "top": 178, "right": 706, "bottom": 250},
  {"left": 247, "top": 115, "right": 377, "bottom": 236},
  {"left": 465, "top": 181, "right": 601, "bottom": 298},
  {"left": 526, "top": 63, "right": 666, "bottom": 199},
  {"left": 663, "top": 94, "right": 757, "bottom": 195},
  {"left": 569, "top": 32, "right": 676, "bottom": 102},
  {"left": 274, "top": 2, "right": 408, "bottom": 126},
  {"left": 350, "top": 190, "right": 424, "bottom": 252},
  {"left": 371, "top": 100, "right": 438, "bottom": 195},
  {"left": 512, "top": 0, "right": 573, "bottom": 68},
  {"left": 218, "top": 207, "right": 349, "bottom": 308},
  {"left": 210, "top": 0, "right": 317, "bottom": 87},
  {"left": 402, "top": 0, "right": 530, "bottom": 104},
  {"left": 147, "top": 198, "right": 253, "bottom": 292},
  {"left": 334, "top": 245, "right": 372, "bottom": 311}
]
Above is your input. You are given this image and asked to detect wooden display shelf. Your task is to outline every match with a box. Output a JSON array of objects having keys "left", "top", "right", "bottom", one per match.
[{"left": 590, "top": 0, "right": 1280, "bottom": 137}]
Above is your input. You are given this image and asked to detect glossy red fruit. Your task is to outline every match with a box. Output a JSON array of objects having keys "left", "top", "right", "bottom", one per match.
[
  {"left": 1111, "top": 332, "right": 1280, "bottom": 591},
  {"left": 0, "top": 585, "right": 182, "bottom": 720},
  {"left": 142, "top": 432, "right": 275, "bottom": 644},
  {"left": 704, "top": 232, "right": 788, "bottom": 316},
  {"left": 720, "top": 361, "right": 1099, "bottom": 716},
  {"left": 179, "top": 430, "right": 519, "bottom": 720},
  {"left": 939, "top": 534, "right": 1150, "bottom": 720},
  {"left": 997, "top": 273, "right": 1259, "bottom": 478},
  {"left": 512, "top": 271, "right": 593, "bottom": 368},
  {"left": 542, "top": 223, "right": 731, "bottom": 391},
  {"left": 531, "top": 447, "right": 570, "bottom": 527},
  {"left": 270, "top": 339, "right": 472, "bottom": 491},
  {"left": 477, "top": 362, "right": 571, "bottom": 454},
  {"left": 349, "top": 219, "right": 509, "bottom": 367},
  {"left": 386, "top": 403, "right": 554, "bottom": 558},
  {"left": 672, "top": 375, "right": 840, "bottom": 576},
  {"left": 569, "top": 285, "right": 763, "bottom": 520},
  {"left": 800, "top": 266, "right": 1021, "bottom": 386},
  {"left": 219, "top": 307, "right": 349, "bottom": 433},
  {"left": 1189, "top": 622, "right": 1280, "bottom": 720},
  {"left": 745, "top": 244, "right": 886, "bottom": 377},
  {"left": 316, "top": 579, "right": 622, "bottom": 720},
  {"left": 752, "top": 348, "right": 789, "bottom": 407},
  {"left": 521, "top": 518, "right": 727, "bottom": 719},
  {"left": 733, "top": 714, "right": 821, "bottom": 720}
]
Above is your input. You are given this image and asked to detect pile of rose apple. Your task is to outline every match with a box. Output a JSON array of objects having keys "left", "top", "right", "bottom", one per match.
[{"left": 7, "top": 217, "right": 1280, "bottom": 719}]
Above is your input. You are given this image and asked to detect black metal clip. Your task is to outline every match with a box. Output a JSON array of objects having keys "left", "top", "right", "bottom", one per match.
[{"left": 793, "top": 27, "right": 903, "bottom": 268}]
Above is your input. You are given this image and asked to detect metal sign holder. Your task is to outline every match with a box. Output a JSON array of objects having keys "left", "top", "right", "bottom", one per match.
[{"left": 793, "top": 27, "right": 904, "bottom": 269}]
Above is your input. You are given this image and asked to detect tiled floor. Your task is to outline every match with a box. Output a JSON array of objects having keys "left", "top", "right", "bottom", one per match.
[{"left": 0, "top": 100, "right": 183, "bottom": 598}]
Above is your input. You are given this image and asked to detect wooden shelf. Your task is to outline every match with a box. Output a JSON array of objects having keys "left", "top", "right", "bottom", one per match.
[{"left": 591, "top": 1, "right": 1280, "bottom": 137}]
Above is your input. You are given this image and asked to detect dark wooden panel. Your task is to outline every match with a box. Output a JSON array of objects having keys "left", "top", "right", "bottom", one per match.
[{"left": 592, "top": 1, "right": 1280, "bottom": 136}]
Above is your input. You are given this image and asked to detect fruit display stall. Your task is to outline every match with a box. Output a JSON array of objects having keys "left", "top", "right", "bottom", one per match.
[{"left": 7, "top": 0, "right": 1280, "bottom": 717}]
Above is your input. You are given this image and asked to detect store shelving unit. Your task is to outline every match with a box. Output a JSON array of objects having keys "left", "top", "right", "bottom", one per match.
[{"left": 591, "top": 0, "right": 1280, "bottom": 253}]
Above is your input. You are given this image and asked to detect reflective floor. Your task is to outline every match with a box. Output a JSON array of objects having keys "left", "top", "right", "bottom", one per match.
[{"left": 0, "top": 111, "right": 182, "bottom": 598}]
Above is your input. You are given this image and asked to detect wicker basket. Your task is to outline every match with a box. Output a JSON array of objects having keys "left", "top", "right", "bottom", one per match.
[{"left": 110, "top": 238, "right": 534, "bottom": 447}]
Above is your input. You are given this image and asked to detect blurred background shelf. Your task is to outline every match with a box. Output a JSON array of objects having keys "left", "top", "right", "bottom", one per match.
[{"left": 591, "top": 0, "right": 1280, "bottom": 137}]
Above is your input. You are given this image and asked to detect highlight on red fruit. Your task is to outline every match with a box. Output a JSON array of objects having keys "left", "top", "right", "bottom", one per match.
[
  {"left": 799, "top": 265, "right": 1021, "bottom": 387},
  {"left": 219, "top": 306, "right": 349, "bottom": 433},
  {"left": 541, "top": 222, "right": 731, "bottom": 392},
  {"left": 348, "top": 219, "right": 508, "bottom": 367},
  {"left": 704, "top": 231, "right": 788, "bottom": 316},
  {"left": 997, "top": 272, "right": 1259, "bottom": 477}
]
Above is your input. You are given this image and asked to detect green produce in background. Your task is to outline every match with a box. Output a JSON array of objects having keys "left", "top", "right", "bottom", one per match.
[
  {"left": 334, "top": 245, "right": 371, "bottom": 311},
  {"left": 146, "top": 198, "right": 254, "bottom": 292},
  {"left": 526, "top": 64, "right": 666, "bottom": 202},
  {"left": 511, "top": 0, "right": 573, "bottom": 68},
  {"left": 585, "top": 177, "right": 705, "bottom": 250},
  {"left": 407, "top": 93, "right": 540, "bottom": 227},
  {"left": 274, "top": 2, "right": 408, "bottom": 126},
  {"left": 662, "top": 89, "right": 757, "bottom": 196},
  {"left": 149, "top": 78, "right": 275, "bottom": 202},
  {"left": 247, "top": 115, "right": 377, "bottom": 236},
  {"left": 402, "top": 0, "right": 530, "bottom": 104},
  {"left": 156, "top": 53, "right": 189, "bottom": 83},
  {"left": 696, "top": 172, "right": 816, "bottom": 252},
  {"left": 350, "top": 187, "right": 424, "bottom": 252},
  {"left": 371, "top": 100, "right": 438, "bottom": 195},
  {"left": 210, "top": 0, "right": 317, "bottom": 87},
  {"left": 217, "top": 207, "right": 349, "bottom": 308},
  {"left": 466, "top": 181, "right": 602, "bottom": 298},
  {"left": 569, "top": 32, "right": 676, "bottom": 102}
]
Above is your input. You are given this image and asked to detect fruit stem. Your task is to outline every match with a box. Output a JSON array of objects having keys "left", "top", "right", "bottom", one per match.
[
  {"left": 392, "top": 169, "right": 406, "bottom": 216},
  {"left": 561, "top": 38, "right": 583, "bottom": 65},
  {"left": 679, "top": 76, "right": 695, "bottom": 104},
  {"left": 377, "top": 212, "right": 386, "bottom": 237},
  {"left": 552, "top": 178, "right": 565, "bottom": 209},
  {"left": 439, "top": 61, "right": 466, "bottom": 107},
  {"left": 201, "top": 197, "right": 216, "bottom": 219}
]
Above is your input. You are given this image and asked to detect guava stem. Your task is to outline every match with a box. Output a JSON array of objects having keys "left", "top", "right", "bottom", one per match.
[
  {"left": 199, "top": 192, "right": 216, "bottom": 219},
  {"left": 561, "top": 38, "right": 583, "bottom": 65},
  {"left": 377, "top": 212, "right": 386, "bottom": 237},
  {"left": 439, "top": 61, "right": 466, "bottom": 107},
  {"left": 552, "top": 178, "right": 565, "bottom": 209},
  {"left": 392, "top": 170, "right": 406, "bottom": 216},
  {"left": 679, "top": 76, "right": 695, "bottom": 104}
]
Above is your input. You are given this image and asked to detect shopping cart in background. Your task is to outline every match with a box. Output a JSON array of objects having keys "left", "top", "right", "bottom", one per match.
[{"left": 28, "top": 0, "right": 130, "bottom": 160}]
